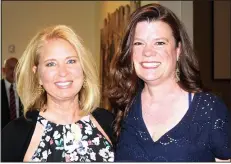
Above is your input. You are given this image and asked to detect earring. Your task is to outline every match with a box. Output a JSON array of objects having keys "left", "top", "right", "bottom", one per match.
[
  {"left": 175, "top": 61, "right": 180, "bottom": 82},
  {"left": 82, "top": 79, "right": 87, "bottom": 89},
  {"left": 37, "top": 85, "right": 45, "bottom": 95}
]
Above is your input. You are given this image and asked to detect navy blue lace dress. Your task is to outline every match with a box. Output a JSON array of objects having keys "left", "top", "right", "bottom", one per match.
[{"left": 115, "top": 91, "right": 231, "bottom": 162}]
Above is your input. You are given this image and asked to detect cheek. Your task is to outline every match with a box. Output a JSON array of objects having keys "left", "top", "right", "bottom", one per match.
[
  {"left": 70, "top": 65, "right": 84, "bottom": 78},
  {"left": 161, "top": 49, "right": 178, "bottom": 71},
  {"left": 155, "top": 48, "right": 169, "bottom": 57},
  {"left": 132, "top": 56, "right": 140, "bottom": 73},
  {"left": 133, "top": 47, "right": 143, "bottom": 57},
  {"left": 38, "top": 69, "right": 56, "bottom": 85},
  {"left": 168, "top": 48, "right": 178, "bottom": 63},
  {"left": 155, "top": 48, "right": 175, "bottom": 64},
  {"left": 132, "top": 54, "right": 139, "bottom": 71},
  {"left": 132, "top": 50, "right": 142, "bottom": 63}
]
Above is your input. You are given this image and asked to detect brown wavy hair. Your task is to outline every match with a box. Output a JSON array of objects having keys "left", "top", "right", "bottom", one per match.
[{"left": 107, "top": 3, "right": 203, "bottom": 139}]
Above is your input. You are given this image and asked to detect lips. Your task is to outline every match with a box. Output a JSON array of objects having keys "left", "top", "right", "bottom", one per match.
[
  {"left": 55, "top": 81, "right": 73, "bottom": 88},
  {"left": 141, "top": 61, "right": 161, "bottom": 68}
]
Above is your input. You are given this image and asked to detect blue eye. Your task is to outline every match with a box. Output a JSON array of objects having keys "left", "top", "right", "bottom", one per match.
[
  {"left": 67, "top": 59, "right": 76, "bottom": 64},
  {"left": 46, "top": 62, "right": 56, "bottom": 67}
]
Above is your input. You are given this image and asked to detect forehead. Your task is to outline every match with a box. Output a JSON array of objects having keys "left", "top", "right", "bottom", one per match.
[
  {"left": 40, "top": 38, "right": 78, "bottom": 58},
  {"left": 135, "top": 20, "right": 173, "bottom": 38}
]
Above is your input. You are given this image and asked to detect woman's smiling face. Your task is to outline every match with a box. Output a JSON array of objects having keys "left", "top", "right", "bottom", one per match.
[
  {"left": 132, "top": 20, "right": 181, "bottom": 85},
  {"left": 35, "top": 38, "right": 84, "bottom": 101}
]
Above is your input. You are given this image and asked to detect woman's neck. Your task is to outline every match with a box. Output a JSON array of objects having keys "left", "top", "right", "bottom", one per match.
[
  {"left": 143, "top": 79, "right": 184, "bottom": 103},
  {"left": 40, "top": 96, "right": 82, "bottom": 125}
]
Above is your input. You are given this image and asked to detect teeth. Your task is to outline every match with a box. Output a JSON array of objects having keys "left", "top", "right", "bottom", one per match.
[
  {"left": 142, "top": 62, "right": 161, "bottom": 67},
  {"left": 56, "top": 82, "right": 72, "bottom": 86}
]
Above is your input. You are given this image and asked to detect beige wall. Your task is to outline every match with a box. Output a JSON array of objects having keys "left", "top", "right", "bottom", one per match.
[
  {"left": 2, "top": 1, "right": 98, "bottom": 68},
  {"left": 2, "top": 1, "right": 193, "bottom": 75}
]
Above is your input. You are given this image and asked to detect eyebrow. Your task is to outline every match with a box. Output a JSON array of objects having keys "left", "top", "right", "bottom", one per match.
[
  {"left": 43, "top": 56, "right": 78, "bottom": 63},
  {"left": 134, "top": 37, "right": 169, "bottom": 42},
  {"left": 66, "top": 56, "right": 78, "bottom": 59},
  {"left": 44, "top": 58, "right": 56, "bottom": 63}
]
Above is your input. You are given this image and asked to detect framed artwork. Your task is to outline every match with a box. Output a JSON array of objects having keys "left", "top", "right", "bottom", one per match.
[
  {"left": 100, "top": 2, "right": 141, "bottom": 109},
  {"left": 212, "top": 1, "right": 231, "bottom": 80}
]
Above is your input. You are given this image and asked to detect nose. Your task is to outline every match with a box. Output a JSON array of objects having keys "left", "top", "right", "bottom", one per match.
[
  {"left": 58, "top": 64, "right": 68, "bottom": 77},
  {"left": 143, "top": 45, "right": 155, "bottom": 57}
]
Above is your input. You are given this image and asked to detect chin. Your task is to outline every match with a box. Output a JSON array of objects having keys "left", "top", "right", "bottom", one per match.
[
  {"left": 58, "top": 97, "right": 77, "bottom": 101},
  {"left": 141, "top": 75, "right": 164, "bottom": 85},
  {"left": 54, "top": 93, "right": 78, "bottom": 100},
  {"left": 144, "top": 78, "right": 160, "bottom": 83},
  {"left": 141, "top": 74, "right": 162, "bottom": 81}
]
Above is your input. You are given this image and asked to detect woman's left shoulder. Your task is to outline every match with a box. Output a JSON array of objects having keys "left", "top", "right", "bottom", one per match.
[
  {"left": 195, "top": 92, "right": 227, "bottom": 106},
  {"left": 195, "top": 92, "right": 218, "bottom": 100},
  {"left": 196, "top": 92, "right": 230, "bottom": 115}
]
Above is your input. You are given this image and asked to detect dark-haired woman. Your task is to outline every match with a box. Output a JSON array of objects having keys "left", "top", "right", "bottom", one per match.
[{"left": 108, "top": 3, "right": 231, "bottom": 162}]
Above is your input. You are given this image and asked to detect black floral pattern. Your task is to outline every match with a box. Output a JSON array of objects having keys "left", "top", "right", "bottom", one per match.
[{"left": 31, "top": 115, "right": 114, "bottom": 162}]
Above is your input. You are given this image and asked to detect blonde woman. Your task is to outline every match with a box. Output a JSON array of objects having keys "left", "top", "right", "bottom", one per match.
[{"left": 2, "top": 25, "right": 114, "bottom": 162}]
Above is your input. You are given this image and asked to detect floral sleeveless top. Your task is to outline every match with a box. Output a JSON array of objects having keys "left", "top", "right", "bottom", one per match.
[{"left": 31, "top": 114, "right": 114, "bottom": 162}]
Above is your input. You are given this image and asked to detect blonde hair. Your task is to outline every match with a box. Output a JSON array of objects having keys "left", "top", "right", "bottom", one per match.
[{"left": 16, "top": 25, "right": 100, "bottom": 116}]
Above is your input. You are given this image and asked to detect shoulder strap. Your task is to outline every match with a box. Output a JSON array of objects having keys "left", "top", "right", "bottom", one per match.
[{"left": 92, "top": 107, "right": 116, "bottom": 145}]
